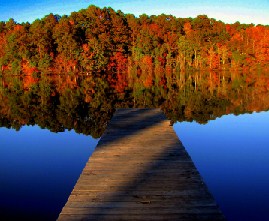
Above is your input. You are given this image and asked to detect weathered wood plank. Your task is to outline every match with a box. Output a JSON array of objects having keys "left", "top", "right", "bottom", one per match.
[{"left": 57, "top": 108, "right": 225, "bottom": 221}]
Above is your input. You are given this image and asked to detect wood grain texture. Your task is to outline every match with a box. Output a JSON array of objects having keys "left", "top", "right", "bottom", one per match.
[{"left": 58, "top": 108, "right": 225, "bottom": 221}]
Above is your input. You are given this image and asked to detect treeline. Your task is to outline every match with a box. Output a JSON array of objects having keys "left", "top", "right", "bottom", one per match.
[{"left": 0, "top": 5, "right": 269, "bottom": 76}]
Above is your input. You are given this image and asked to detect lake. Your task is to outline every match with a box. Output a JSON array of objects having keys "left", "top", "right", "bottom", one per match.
[
  {"left": 0, "top": 71, "right": 268, "bottom": 220},
  {"left": 174, "top": 111, "right": 269, "bottom": 221},
  {"left": 0, "top": 126, "right": 98, "bottom": 220}
]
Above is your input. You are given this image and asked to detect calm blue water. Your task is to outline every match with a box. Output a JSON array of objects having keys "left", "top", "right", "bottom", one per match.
[
  {"left": 0, "top": 126, "right": 98, "bottom": 221},
  {"left": 0, "top": 111, "right": 268, "bottom": 221},
  {"left": 174, "top": 111, "right": 269, "bottom": 221}
]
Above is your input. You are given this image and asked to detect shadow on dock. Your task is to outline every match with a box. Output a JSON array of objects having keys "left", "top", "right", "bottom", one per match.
[{"left": 58, "top": 108, "right": 225, "bottom": 220}]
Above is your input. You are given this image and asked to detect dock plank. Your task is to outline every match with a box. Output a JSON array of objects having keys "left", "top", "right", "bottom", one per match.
[{"left": 58, "top": 108, "right": 225, "bottom": 221}]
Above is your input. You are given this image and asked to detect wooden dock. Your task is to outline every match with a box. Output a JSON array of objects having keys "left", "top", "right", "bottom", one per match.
[{"left": 58, "top": 108, "right": 225, "bottom": 221}]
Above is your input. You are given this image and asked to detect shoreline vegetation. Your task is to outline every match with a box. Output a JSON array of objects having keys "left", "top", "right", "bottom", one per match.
[
  {"left": 1, "top": 5, "right": 269, "bottom": 137},
  {"left": 0, "top": 5, "right": 268, "bottom": 77}
]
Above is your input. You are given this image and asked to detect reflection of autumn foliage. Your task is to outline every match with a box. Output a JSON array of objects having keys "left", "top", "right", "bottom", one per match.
[
  {"left": 0, "top": 69, "right": 268, "bottom": 137},
  {"left": 0, "top": 10, "right": 268, "bottom": 135}
]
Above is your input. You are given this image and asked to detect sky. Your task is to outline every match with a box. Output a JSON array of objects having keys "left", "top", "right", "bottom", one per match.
[{"left": 0, "top": 0, "right": 268, "bottom": 25}]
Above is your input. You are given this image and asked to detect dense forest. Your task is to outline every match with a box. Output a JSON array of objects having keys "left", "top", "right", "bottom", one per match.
[
  {"left": 0, "top": 5, "right": 269, "bottom": 78},
  {"left": 1, "top": 5, "right": 269, "bottom": 137}
]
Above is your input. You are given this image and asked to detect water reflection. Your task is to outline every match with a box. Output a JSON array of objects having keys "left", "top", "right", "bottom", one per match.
[
  {"left": 0, "top": 70, "right": 269, "bottom": 220},
  {"left": 1, "top": 70, "right": 269, "bottom": 136}
]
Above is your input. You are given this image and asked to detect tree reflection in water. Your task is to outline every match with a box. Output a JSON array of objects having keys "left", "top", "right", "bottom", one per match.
[{"left": 0, "top": 69, "right": 268, "bottom": 137}]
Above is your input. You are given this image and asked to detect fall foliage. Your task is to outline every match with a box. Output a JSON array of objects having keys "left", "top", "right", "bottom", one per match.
[
  {"left": 0, "top": 5, "right": 268, "bottom": 79},
  {"left": 0, "top": 5, "right": 269, "bottom": 137}
]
